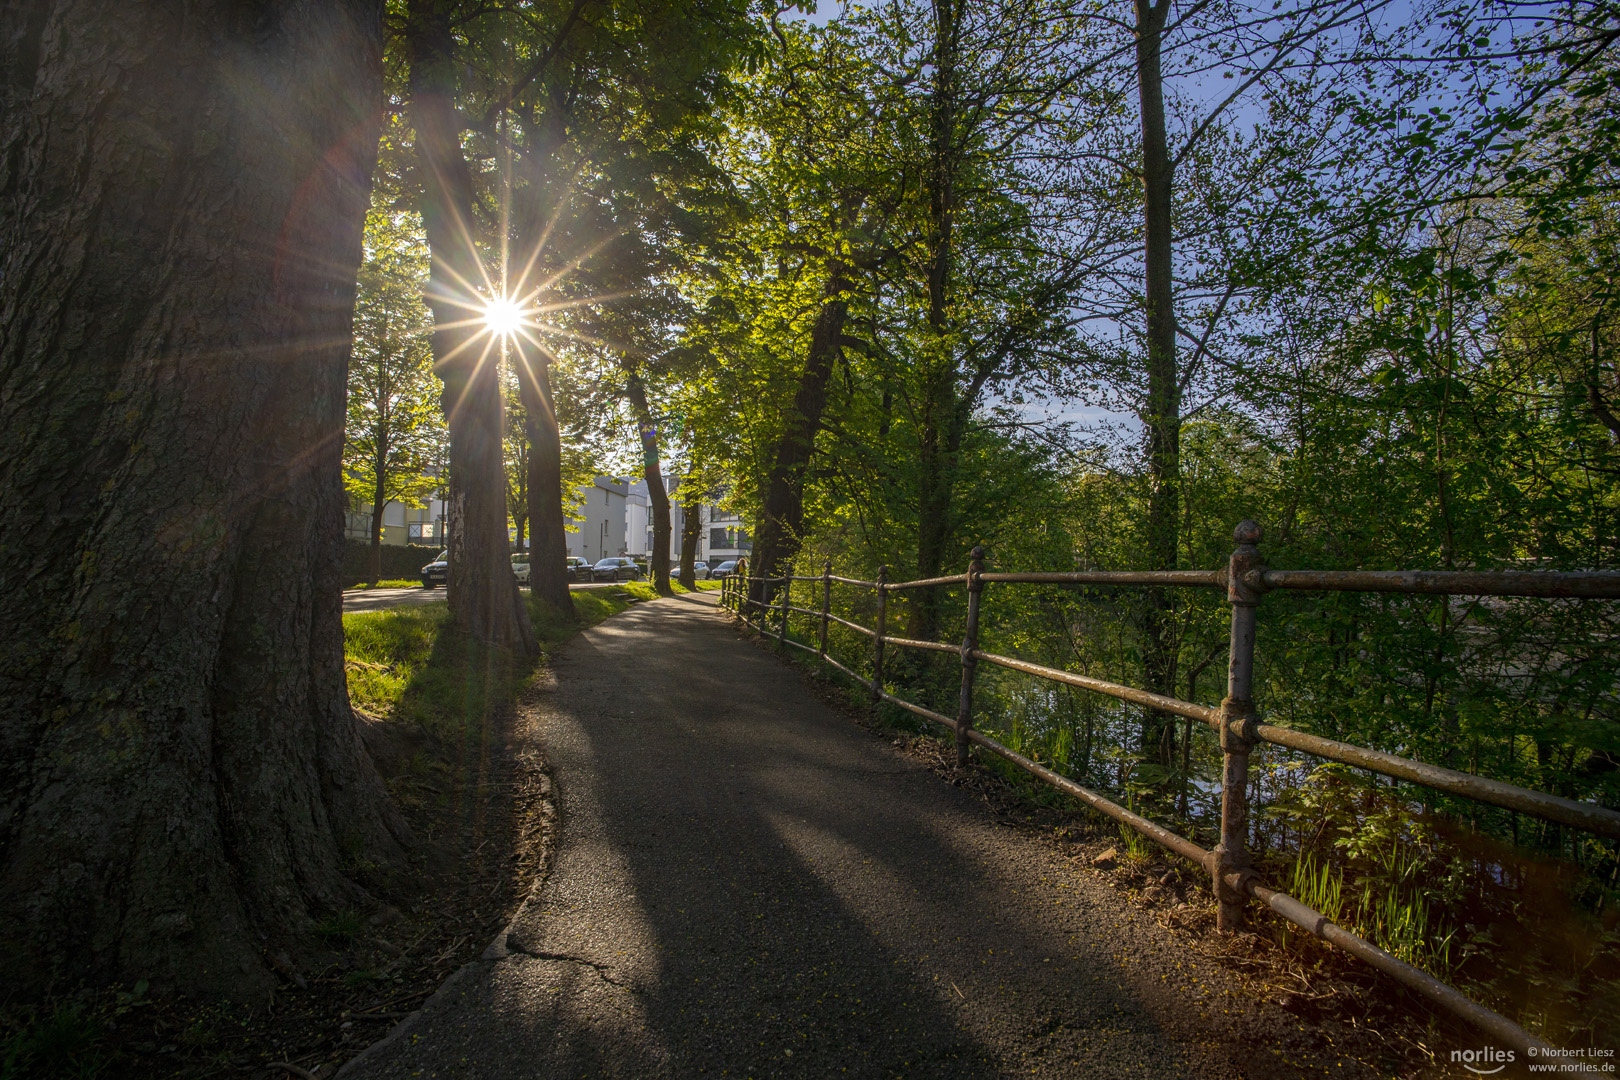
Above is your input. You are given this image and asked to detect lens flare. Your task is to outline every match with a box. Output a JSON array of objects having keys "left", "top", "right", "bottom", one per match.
[{"left": 483, "top": 296, "right": 523, "bottom": 337}]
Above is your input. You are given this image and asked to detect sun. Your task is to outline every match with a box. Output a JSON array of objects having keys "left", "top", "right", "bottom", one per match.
[{"left": 483, "top": 295, "right": 524, "bottom": 338}]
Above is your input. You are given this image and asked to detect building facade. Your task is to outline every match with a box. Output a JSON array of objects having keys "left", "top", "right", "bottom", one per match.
[
  {"left": 348, "top": 473, "right": 749, "bottom": 569},
  {"left": 706, "top": 502, "right": 750, "bottom": 564},
  {"left": 344, "top": 497, "right": 447, "bottom": 548},
  {"left": 565, "top": 476, "right": 629, "bottom": 562}
]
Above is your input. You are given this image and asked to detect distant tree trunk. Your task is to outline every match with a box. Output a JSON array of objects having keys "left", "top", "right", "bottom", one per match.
[
  {"left": 406, "top": 0, "right": 534, "bottom": 653},
  {"left": 1136, "top": 0, "right": 1181, "bottom": 768},
  {"left": 911, "top": 0, "right": 961, "bottom": 642},
  {"left": 516, "top": 344, "right": 573, "bottom": 612},
  {"left": 370, "top": 465, "right": 388, "bottom": 586},
  {"left": 678, "top": 479, "right": 702, "bottom": 590},
  {"left": 0, "top": 0, "right": 406, "bottom": 1000},
  {"left": 509, "top": 433, "right": 529, "bottom": 553},
  {"left": 747, "top": 262, "right": 852, "bottom": 609},
  {"left": 622, "top": 366, "right": 672, "bottom": 595}
]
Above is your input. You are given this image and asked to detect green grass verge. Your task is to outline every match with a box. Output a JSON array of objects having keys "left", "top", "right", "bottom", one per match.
[
  {"left": 610, "top": 578, "right": 721, "bottom": 602},
  {"left": 344, "top": 589, "right": 628, "bottom": 741},
  {"left": 346, "top": 579, "right": 423, "bottom": 590}
]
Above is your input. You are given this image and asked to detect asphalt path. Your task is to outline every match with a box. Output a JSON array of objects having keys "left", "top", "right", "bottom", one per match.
[
  {"left": 341, "top": 592, "right": 1350, "bottom": 1079},
  {"left": 341, "top": 581, "right": 620, "bottom": 615}
]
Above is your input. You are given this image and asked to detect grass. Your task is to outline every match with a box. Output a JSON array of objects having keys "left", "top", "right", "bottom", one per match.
[
  {"left": 346, "top": 579, "right": 423, "bottom": 590},
  {"left": 313, "top": 909, "right": 363, "bottom": 947},
  {"left": 609, "top": 579, "right": 721, "bottom": 602},
  {"left": 1, "top": 1003, "right": 111, "bottom": 1079},
  {"left": 343, "top": 589, "right": 629, "bottom": 741}
]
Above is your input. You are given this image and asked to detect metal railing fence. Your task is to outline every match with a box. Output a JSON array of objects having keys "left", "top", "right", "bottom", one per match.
[{"left": 716, "top": 523, "right": 1620, "bottom": 1073}]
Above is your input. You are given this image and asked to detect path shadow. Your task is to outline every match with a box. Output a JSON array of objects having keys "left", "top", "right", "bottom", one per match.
[{"left": 497, "top": 599, "right": 1191, "bottom": 1079}]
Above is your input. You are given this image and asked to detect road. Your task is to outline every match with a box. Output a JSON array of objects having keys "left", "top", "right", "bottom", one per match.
[
  {"left": 341, "top": 581, "right": 620, "bottom": 615},
  {"left": 340, "top": 592, "right": 1384, "bottom": 1079}
]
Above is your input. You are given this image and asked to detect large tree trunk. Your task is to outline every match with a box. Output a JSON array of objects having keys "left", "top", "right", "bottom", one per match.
[
  {"left": 623, "top": 367, "right": 672, "bottom": 595},
  {"left": 0, "top": 0, "right": 406, "bottom": 1000},
  {"left": 1136, "top": 0, "right": 1181, "bottom": 769},
  {"left": 678, "top": 479, "right": 702, "bottom": 590},
  {"left": 515, "top": 344, "right": 573, "bottom": 612},
  {"left": 406, "top": 0, "right": 534, "bottom": 653},
  {"left": 747, "top": 265, "right": 851, "bottom": 609},
  {"left": 911, "top": 0, "right": 961, "bottom": 643}
]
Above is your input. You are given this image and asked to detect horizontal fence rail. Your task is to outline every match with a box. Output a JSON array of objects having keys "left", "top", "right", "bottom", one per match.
[{"left": 716, "top": 530, "right": 1616, "bottom": 1076}]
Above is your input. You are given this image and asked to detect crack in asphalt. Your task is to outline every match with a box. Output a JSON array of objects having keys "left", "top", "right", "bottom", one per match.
[{"left": 502, "top": 936, "right": 633, "bottom": 989}]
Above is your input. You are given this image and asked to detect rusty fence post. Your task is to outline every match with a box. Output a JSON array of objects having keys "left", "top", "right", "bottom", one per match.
[
  {"left": 820, "top": 558, "right": 832, "bottom": 659},
  {"left": 778, "top": 572, "right": 790, "bottom": 647},
  {"left": 871, "top": 566, "right": 888, "bottom": 703},
  {"left": 956, "top": 546, "right": 986, "bottom": 769},
  {"left": 1213, "top": 520, "right": 1266, "bottom": 933}
]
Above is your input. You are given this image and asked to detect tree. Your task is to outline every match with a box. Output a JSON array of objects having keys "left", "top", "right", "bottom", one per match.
[
  {"left": 677, "top": 473, "right": 707, "bottom": 589},
  {"left": 347, "top": 206, "right": 445, "bottom": 584},
  {"left": 402, "top": 0, "right": 535, "bottom": 653},
  {"left": 506, "top": 371, "right": 532, "bottom": 552},
  {"left": 456, "top": 0, "right": 758, "bottom": 601},
  {"left": 0, "top": 0, "right": 406, "bottom": 998}
]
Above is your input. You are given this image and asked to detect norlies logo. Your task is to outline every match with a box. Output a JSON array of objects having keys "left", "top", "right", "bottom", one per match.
[{"left": 1453, "top": 1047, "right": 1517, "bottom": 1075}]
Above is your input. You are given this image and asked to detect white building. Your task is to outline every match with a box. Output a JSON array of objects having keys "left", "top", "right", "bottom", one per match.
[
  {"left": 625, "top": 476, "right": 702, "bottom": 559},
  {"left": 344, "top": 497, "right": 446, "bottom": 549},
  {"left": 566, "top": 476, "right": 630, "bottom": 562},
  {"left": 706, "top": 501, "right": 750, "bottom": 565},
  {"left": 348, "top": 471, "right": 751, "bottom": 567}
]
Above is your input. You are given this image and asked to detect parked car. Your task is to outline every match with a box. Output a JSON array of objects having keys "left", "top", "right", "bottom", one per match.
[
  {"left": 591, "top": 557, "right": 641, "bottom": 582},
  {"left": 565, "top": 557, "right": 591, "bottom": 582},
  {"left": 511, "top": 552, "right": 530, "bottom": 585},
  {"left": 421, "top": 550, "right": 449, "bottom": 588},
  {"left": 711, "top": 560, "right": 739, "bottom": 579},
  {"left": 670, "top": 560, "right": 711, "bottom": 580}
]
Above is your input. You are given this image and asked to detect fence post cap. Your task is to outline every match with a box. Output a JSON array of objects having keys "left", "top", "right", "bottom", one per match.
[{"left": 1233, "top": 520, "right": 1263, "bottom": 547}]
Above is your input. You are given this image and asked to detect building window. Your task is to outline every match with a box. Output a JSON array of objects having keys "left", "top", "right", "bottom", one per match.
[{"left": 710, "top": 527, "right": 728, "bottom": 549}]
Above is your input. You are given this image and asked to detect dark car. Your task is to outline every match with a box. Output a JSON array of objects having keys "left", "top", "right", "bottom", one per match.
[
  {"left": 565, "top": 557, "right": 591, "bottom": 582},
  {"left": 421, "top": 550, "right": 449, "bottom": 588},
  {"left": 711, "top": 560, "right": 739, "bottom": 579},
  {"left": 591, "top": 557, "right": 641, "bottom": 582}
]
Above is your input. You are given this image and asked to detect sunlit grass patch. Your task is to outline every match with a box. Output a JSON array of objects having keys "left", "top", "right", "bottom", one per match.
[
  {"left": 347, "top": 579, "right": 422, "bottom": 590},
  {"left": 343, "top": 602, "right": 450, "bottom": 721},
  {"left": 342, "top": 591, "right": 630, "bottom": 741},
  {"left": 610, "top": 578, "right": 721, "bottom": 602}
]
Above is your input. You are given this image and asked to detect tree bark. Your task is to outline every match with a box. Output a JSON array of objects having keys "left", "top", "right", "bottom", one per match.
[
  {"left": 678, "top": 478, "right": 702, "bottom": 590},
  {"left": 1136, "top": 0, "right": 1181, "bottom": 768},
  {"left": 623, "top": 367, "right": 673, "bottom": 595},
  {"left": 370, "top": 465, "right": 388, "bottom": 585},
  {"left": 911, "top": 0, "right": 961, "bottom": 642},
  {"left": 406, "top": 0, "right": 534, "bottom": 653},
  {"left": 747, "top": 263, "right": 852, "bottom": 609},
  {"left": 515, "top": 342, "right": 573, "bottom": 611},
  {"left": 0, "top": 0, "right": 406, "bottom": 1000}
]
